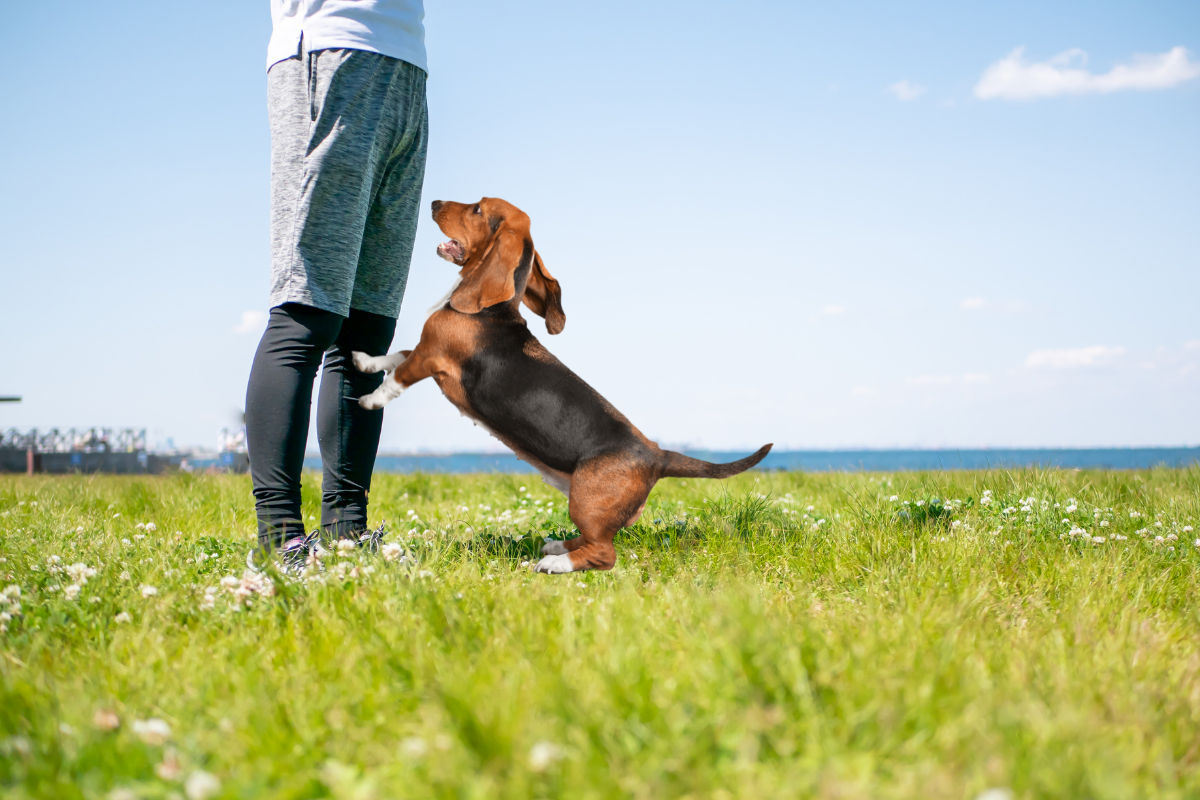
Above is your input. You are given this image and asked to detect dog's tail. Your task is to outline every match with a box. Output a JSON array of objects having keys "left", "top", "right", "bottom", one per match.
[{"left": 661, "top": 444, "right": 773, "bottom": 480}]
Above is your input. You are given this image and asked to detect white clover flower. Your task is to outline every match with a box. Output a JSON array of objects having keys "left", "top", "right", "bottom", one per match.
[
  {"left": 2, "top": 585, "right": 20, "bottom": 599},
  {"left": 528, "top": 741, "right": 563, "bottom": 772},
  {"left": 64, "top": 584, "right": 82, "bottom": 601},
  {"left": 1114, "top": 534, "right": 1127, "bottom": 541},
  {"left": 1195, "top": 539, "right": 1200, "bottom": 547},
  {"left": 184, "top": 770, "right": 221, "bottom": 800},
  {"left": 0, "top": 612, "right": 11, "bottom": 622},
  {"left": 381, "top": 542, "right": 404, "bottom": 562},
  {"left": 1154, "top": 535, "right": 1165, "bottom": 543},
  {"left": 220, "top": 576, "right": 239, "bottom": 588},
  {"left": 1092, "top": 536, "right": 1106, "bottom": 543},
  {"left": 122, "top": 539, "right": 131, "bottom": 546},
  {"left": 1068, "top": 527, "right": 1087, "bottom": 539},
  {"left": 140, "top": 585, "right": 158, "bottom": 598},
  {"left": 1166, "top": 533, "right": 1178, "bottom": 542},
  {"left": 952, "top": 520, "right": 962, "bottom": 528},
  {"left": 1065, "top": 505, "right": 1077, "bottom": 513},
  {"left": 93, "top": 709, "right": 120, "bottom": 731},
  {"left": 1155, "top": 521, "right": 1163, "bottom": 528},
  {"left": 400, "top": 736, "right": 428, "bottom": 757},
  {"left": 155, "top": 752, "right": 183, "bottom": 781},
  {"left": 1100, "top": 520, "right": 1109, "bottom": 527},
  {"left": 67, "top": 563, "right": 97, "bottom": 584},
  {"left": 1182, "top": 525, "right": 1193, "bottom": 533},
  {"left": 336, "top": 539, "right": 355, "bottom": 554},
  {"left": 132, "top": 718, "right": 171, "bottom": 746},
  {"left": 145, "top": 523, "right": 157, "bottom": 532}
]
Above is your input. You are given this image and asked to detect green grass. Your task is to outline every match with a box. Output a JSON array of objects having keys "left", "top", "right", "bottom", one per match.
[{"left": 1, "top": 468, "right": 1199, "bottom": 799}]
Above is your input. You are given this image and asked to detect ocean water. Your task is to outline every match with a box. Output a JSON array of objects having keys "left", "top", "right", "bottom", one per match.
[{"left": 303, "top": 448, "right": 1200, "bottom": 474}]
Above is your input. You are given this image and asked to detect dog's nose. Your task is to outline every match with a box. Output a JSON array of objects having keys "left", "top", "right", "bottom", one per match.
[{"left": 430, "top": 200, "right": 443, "bottom": 215}]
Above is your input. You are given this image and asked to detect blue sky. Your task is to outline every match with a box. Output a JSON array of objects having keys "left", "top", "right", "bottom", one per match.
[{"left": 1, "top": 1, "right": 1198, "bottom": 452}]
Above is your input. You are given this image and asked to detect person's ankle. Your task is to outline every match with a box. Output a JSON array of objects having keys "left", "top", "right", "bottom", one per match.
[{"left": 321, "top": 519, "right": 366, "bottom": 541}]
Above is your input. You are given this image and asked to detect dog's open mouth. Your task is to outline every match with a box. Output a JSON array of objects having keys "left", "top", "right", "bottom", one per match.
[{"left": 436, "top": 239, "right": 465, "bottom": 263}]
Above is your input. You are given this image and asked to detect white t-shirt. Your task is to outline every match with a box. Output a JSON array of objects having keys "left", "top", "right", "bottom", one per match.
[{"left": 268, "top": 0, "right": 426, "bottom": 74}]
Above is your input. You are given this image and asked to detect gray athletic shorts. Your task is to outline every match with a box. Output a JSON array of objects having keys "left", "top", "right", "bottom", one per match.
[{"left": 268, "top": 44, "right": 428, "bottom": 318}]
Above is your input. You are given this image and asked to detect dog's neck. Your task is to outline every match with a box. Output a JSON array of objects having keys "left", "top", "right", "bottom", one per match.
[{"left": 426, "top": 276, "right": 462, "bottom": 322}]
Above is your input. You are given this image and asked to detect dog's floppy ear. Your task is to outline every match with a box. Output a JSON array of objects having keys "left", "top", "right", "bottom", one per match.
[
  {"left": 449, "top": 227, "right": 521, "bottom": 315},
  {"left": 522, "top": 251, "right": 565, "bottom": 334}
]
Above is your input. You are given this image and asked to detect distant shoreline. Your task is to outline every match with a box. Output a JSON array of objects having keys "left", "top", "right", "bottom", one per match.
[{"left": 303, "top": 447, "right": 1200, "bottom": 474}]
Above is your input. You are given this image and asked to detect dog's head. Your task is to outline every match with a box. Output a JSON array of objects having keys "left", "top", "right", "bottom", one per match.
[{"left": 431, "top": 197, "right": 565, "bottom": 335}]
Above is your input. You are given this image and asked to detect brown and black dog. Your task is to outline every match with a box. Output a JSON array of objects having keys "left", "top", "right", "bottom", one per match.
[{"left": 353, "top": 198, "right": 771, "bottom": 573}]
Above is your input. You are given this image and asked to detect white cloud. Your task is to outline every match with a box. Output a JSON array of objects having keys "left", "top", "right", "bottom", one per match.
[
  {"left": 975, "top": 46, "right": 1200, "bottom": 100},
  {"left": 851, "top": 385, "right": 875, "bottom": 396},
  {"left": 822, "top": 305, "right": 847, "bottom": 316},
  {"left": 1185, "top": 340, "right": 1200, "bottom": 350},
  {"left": 906, "top": 373, "right": 991, "bottom": 386},
  {"left": 232, "top": 310, "right": 268, "bottom": 334},
  {"left": 1025, "top": 345, "right": 1125, "bottom": 368},
  {"left": 888, "top": 80, "right": 926, "bottom": 101},
  {"left": 960, "top": 297, "right": 986, "bottom": 310}
]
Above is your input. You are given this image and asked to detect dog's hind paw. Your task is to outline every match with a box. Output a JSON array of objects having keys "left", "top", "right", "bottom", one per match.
[
  {"left": 534, "top": 553, "right": 574, "bottom": 574},
  {"left": 352, "top": 351, "right": 383, "bottom": 373},
  {"left": 541, "top": 539, "right": 568, "bottom": 556}
]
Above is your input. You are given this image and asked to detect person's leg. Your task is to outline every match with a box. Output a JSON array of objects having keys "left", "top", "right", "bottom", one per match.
[
  {"left": 317, "top": 309, "right": 397, "bottom": 538},
  {"left": 245, "top": 303, "right": 342, "bottom": 549},
  {"left": 251, "top": 48, "right": 412, "bottom": 550},
  {"left": 315, "top": 58, "right": 429, "bottom": 535}
]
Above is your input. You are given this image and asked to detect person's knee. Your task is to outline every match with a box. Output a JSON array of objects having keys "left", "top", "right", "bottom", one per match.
[
  {"left": 335, "top": 307, "right": 396, "bottom": 356},
  {"left": 271, "top": 303, "right": 344, "bottom": 351}
]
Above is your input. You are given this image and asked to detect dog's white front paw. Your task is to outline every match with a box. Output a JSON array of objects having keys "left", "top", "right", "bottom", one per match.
[
  {"left": 541, "top": 540, "right": 568, "bottom": 556},
  {"left": 352, "top": 351, "right": 383, "bottom": 373},
  {"left": 357, "top": 390, "right": 388, "bottom": 410},
  {"left": 534, "top": 553, "right": 574, "bottom": 574}
]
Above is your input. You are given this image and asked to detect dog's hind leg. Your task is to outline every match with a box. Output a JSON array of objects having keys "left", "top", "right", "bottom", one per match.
[{"left": 535, "top": 455, "right": 655, "bottom": 574}]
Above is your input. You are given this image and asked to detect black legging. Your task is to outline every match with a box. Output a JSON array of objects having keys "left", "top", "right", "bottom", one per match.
[{"left": 245, "top": 302, "right": 395, "bottom": 548}]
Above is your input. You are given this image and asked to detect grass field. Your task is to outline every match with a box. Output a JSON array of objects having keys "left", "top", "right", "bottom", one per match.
[{"left": 1, "top": 468, "right": 1199, "bottom": 799}]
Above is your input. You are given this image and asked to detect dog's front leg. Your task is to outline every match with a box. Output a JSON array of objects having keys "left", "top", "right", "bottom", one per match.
[
  {"left": 354, "top": 348, "right": 430, "bottom": 410},
  {"left": 352, "top": 349, "right": 411, "bottom": 374}
]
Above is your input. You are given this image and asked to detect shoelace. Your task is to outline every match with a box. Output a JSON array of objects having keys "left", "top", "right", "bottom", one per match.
[{"left": 353, "top": 522, "right": 388, "bottom": 553}]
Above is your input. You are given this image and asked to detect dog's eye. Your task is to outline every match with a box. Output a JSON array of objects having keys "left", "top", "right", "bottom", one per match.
[{"left": 473, "top": 204, "right": 482, "bottom": 215}]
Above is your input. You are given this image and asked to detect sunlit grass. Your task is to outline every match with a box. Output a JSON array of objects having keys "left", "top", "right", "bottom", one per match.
[{"left": 1, "top": 467, "right": 1198, "bottom": 799}]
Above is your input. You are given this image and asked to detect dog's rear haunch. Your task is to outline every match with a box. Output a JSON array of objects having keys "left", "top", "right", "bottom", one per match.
[{"left": 353, "top": 197, "right": 772, "bottom": 574}]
